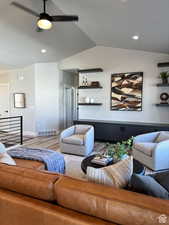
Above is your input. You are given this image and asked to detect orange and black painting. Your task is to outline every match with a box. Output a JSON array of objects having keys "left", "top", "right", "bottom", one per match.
[{"left": 111, "top": 72, "right": 143, "bottom": 111}]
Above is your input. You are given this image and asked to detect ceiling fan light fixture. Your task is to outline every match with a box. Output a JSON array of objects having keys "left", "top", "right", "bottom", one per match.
[
  {"left": 37, "top": 19, "right": 52, "bottom": 30},
  {"left": 37, "top": 13, "right": 52, "bottom": 30}
]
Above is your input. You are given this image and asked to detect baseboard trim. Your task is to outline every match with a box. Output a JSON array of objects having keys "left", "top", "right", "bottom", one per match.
[
  {"left": 23, "top": 131, "right": 38, "bottom": 137},
  {"left": 38, "top": 129, "right": 60, "bottom": 137}
]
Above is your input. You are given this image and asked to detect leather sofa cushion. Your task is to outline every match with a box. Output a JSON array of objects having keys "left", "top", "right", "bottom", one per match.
[
  {"left": 54, "top": 176, "right": 169, "bottom": 225},
  {"left": 134, "top": 142, "right": 157, "bottom": 156},
  {"left": 14, "top": 158, "right": 45, "bottom": 170},
  {"left": 0, "top": 189, "right": 113, "bottom": 225},
  {"left": 63, "top": 134, "right": 84, "bottom": 145},
  {"left": 0, "top": 163, "right": 59, "bottom": 201}
]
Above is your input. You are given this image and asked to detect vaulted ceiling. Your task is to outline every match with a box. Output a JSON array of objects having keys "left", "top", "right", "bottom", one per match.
[
  {"left": 53, "top": 0, "right": 169, "bottom": 54},
  {"left": 0, "top": 0, "right": 169, "bottom": 70}
]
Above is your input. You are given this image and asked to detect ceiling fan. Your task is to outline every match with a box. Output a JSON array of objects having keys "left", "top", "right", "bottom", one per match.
[{"left": 11, "top": 0, "right": 79, "bottom": 31}]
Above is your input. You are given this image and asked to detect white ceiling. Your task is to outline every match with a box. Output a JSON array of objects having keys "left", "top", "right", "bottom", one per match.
[
  {"left": 0, "top": 0, "right": 169, "bottom": 70},
  {"left": 53, "top": 0, "right": 169, "bottom": 54},
  {"left": 0, "top": 0, "right": 94, "bottom": 70}
]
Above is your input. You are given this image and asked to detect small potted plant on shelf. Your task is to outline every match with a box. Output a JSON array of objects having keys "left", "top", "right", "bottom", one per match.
[
  {"left": 160, "top": 71, "right": 169, "bottom": 84},
  {"left": 105, "top": 137, "right": 133, "bottom": 162}
]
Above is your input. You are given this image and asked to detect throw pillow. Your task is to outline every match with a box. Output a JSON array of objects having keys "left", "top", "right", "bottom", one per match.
[
  {"left": 75, "top": 125, "right": 90, "bottom": 134},
  {"left": 155, "top": 131, "right": 169, "bottom": 143},
  {"left": 130, "top": 174, "right": 169, "bottom": 200},
  {"left": 87, "top": 156, "right": 133, "bottom": 188},
  {"left": 0, "top": 142, "right": 7, "bottom": 154},
  {"left": 0, "top": 142, "right": 16, "bottom": 166},
  {"left": 0, "top": 152, "right": 16, "bottom": 166},
  {"left": 150, "top": 171, "right": 169, "bottom": 192}
]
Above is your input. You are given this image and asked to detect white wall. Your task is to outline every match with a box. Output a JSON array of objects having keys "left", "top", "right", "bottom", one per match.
[
  {"left": 0, "top": 46, "right": 168, "bottom": 136},
  {"left": 0, "top": 65, "right": 36, "bottom": 135},
  {"left": 60, "top": 46, "right": 169, "bottom": 124},
  {"left": 0, "top": 63, "right": 60, "bottom": 136},
  {"left": 35, "top": 63, "right": 60, "bottom": 135}
]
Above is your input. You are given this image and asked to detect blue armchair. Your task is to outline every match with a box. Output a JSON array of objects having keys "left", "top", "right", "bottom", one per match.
[
  {"left": 60, "top": 125, "right": 94, "bottom": 156},
  {"left": 133, "top": 131, "right": 169, "bottom": 171}
]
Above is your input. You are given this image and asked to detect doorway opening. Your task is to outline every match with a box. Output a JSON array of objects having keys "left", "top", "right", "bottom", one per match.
[
  {"left": 60, "top": 70, "right": 78, "bottom": 130},
  {"left": 64, "top": 86, "right": 76, "bottom": 128}
]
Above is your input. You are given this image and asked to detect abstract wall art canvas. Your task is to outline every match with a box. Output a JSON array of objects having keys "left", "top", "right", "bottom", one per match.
[{"left": 111, "top": 72, "right": 143, "bottom": 111}]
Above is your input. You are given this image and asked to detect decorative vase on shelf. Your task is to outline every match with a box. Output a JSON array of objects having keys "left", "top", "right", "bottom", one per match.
[
  {"left": 82, "top": 76, "right": 85, "bottom": 86},
  {"left": 90, "top": 98, "right": 94, "bottom": 103},
  {"left": 162, "top": 77, "right": 168, "bottom": 84},
  {"left": 85, "top": 77, "right": 88, "bottom": 86},
  {"left": 84, "top": 97, "right": 90, "bottom": 103},
  {"left": 160, "top": 92, "right": 169, "bottom": 104}
]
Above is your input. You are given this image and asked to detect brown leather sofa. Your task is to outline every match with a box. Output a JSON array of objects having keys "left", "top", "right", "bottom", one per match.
[
  {"left": 14, "top": 158, "right": 45, "bottom": 170},
  {"left": 0, "top": 163, "right": 169, "bottom": 225}
]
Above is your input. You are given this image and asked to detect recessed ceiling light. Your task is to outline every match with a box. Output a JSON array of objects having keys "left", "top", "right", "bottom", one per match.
[
  {"left": 132, "top": 35, "right": 139, "bottom": 40},
  {"left": 41, "top": 49, "right": 47, "bottom": 53}
]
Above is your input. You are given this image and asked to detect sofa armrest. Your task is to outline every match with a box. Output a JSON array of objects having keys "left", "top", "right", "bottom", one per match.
[
  {"left": 60, "top": 126, "right": 75, "bottom": 142},
  {"left": 133, "top": 132, "right": 159, "bottom": 144}
]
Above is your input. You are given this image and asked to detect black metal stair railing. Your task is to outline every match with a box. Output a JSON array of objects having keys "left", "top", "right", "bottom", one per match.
[{"left": 0, "top": 116, "right": 23, "bottom": 147}]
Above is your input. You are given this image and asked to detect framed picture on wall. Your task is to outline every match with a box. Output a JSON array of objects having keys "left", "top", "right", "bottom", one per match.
[
  {"left": 14, "top": 93, "right": 26, "bottom": 108},
  {"left": 111, "top": 72, "right": 143, "bottom": 111}
]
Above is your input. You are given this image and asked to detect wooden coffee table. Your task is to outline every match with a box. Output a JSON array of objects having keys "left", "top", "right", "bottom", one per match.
[{"left": 81, "top": 154, "right": 145, "bottom": 175}]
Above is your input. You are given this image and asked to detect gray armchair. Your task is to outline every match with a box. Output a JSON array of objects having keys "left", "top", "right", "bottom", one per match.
[
  {"left": 133, "top": 131, "right": 169, "bottom": 171},
  {"left": 60, "top": 125, "right": 94, "bottom": 156}
]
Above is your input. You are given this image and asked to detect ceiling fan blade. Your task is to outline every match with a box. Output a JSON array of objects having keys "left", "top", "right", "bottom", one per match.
[
  {"left": 51, "top": 15, "right": 79, "bottom": 22},
  {"left": 11, "top": 2, "right": 39, "bottom": 17}
]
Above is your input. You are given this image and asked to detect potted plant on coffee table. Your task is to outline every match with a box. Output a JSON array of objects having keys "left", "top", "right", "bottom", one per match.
[{"left": 105, "top": 137, "right": 133, "bottom": 162}]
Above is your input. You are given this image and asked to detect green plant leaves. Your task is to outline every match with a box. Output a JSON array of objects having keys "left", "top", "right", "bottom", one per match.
[
  {"left": 106, "top": 137, "right": 133, "bottom": 161},
  {"left": 160, "top": 71, "right": 169, "bottom": 78}
]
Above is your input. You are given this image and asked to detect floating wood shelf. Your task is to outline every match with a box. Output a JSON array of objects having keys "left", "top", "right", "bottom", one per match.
[
  {"left": 156, "top": 104, "right": 169, "bottom": 107},
  {"left": 157, "top": 83, "right": 169, "bottom": 87},
  {"left": 157, "top": 62, "right": 169, "bottom": 68},
  {"left": 78, "top": 103, "right": 102, "bottom": 106},
  {"left": 78, "top": 68, "right": 103, "bottom": 73},
  {"left": 78, "top": 86, "right": 103, "bottom": 89}
]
